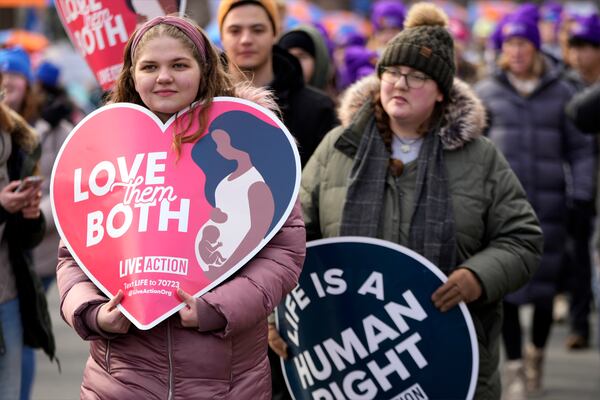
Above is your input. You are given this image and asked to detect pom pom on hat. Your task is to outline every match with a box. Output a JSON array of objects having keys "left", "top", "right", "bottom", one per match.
[
  {"left": 377, "top": 2, "right": 455, "bottom": 96},
  {"left": 403, "top": 2, "right": 448, "bottom": 29}
]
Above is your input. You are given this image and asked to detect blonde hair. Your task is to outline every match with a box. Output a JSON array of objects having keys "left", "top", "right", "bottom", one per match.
[
  {"left": 109, "top": 18, "right": 235, "bottom": 158},
  {"left": 497, "top": 49, "right": 545, "bottom": 78}
]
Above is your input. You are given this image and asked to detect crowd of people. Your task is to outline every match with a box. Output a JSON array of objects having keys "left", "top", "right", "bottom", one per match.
[{"left": 1, "top": 0, "right": 600, "bottom": 399}]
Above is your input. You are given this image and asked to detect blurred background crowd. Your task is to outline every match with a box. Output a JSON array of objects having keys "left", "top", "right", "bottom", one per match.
[{"left": 0, "top": 0, "right": 598, "bottom": 114}]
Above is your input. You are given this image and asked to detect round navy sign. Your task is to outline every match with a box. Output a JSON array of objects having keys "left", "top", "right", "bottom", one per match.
[{"left": 276, "top": 237, "right": 478, "bottom": 400}]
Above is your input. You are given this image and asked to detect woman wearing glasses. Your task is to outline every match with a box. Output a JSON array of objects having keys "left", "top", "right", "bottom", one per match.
[{"left": 299, "top": 3, "right": 543, "bottom": 399}]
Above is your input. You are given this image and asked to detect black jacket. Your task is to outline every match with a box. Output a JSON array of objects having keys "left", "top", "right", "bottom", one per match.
[
  {"left": 269, "top": 45, "right": 338, "bottom": 167},
  {"left": 566, "top": 82, "right": 600, "bottom": 134},
  {"left": 0, "top": 107, "right": 55, "bottom": 361}
]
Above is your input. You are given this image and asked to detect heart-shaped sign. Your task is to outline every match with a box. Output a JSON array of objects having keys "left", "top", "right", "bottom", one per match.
[
  {"left": 55, "top": 1, "right": 181, "bottom": 90},
  {"left": 51, "top": 98, "right": 300, "bottom": 329}
]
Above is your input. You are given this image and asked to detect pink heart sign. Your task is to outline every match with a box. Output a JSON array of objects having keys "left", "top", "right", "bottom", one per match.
[
  {"left": 55, "top": 0, "right": 182, "bottom": 90},
  {"left": 51, "top": 98, "right": 300, "bottom": 329}
]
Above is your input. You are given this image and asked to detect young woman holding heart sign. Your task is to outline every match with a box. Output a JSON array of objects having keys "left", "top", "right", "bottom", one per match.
[{"left": 56, "top": 15, "right": 305, "bottom": 399}]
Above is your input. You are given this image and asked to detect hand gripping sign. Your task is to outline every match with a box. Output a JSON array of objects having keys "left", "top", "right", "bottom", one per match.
[
  {"left": 55, "top": 0, "right": 182, "bottom": 90},
  {"left": 51, "top": 98, "right": 300, "bottom": 329},
  {"left": 276, "top": 237, "right": 479, "bottom": 400}
]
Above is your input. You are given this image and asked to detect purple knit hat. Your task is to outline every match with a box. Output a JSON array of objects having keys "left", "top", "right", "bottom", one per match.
[
  {"left": 340, "top": 45, "right": 377, "bottom": 88},
  {"left": 569, "top": 14, "right": 600, "bottom": 45},
  {"left": 501, "top": 12, "right": 541, "bottom": 49},
  {"left": 515, "top": 3, "right": 540, "bottom": 24},
  {"left": 371, "top": 0, "right": 406, "bottom": 31},
  {"left": 541, "top": 1, "right": 563, "bottom": 23},
  {"left": 335, "top": 30, "right": 367, "bottom": 48},
  {"left": 490, "top": 14, "right": 510, "bottom": 51}
]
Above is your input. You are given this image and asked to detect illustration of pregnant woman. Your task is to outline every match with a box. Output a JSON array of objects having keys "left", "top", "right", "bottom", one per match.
[{"left": 195, "top": 128, "right": 274, "bottom": 280}]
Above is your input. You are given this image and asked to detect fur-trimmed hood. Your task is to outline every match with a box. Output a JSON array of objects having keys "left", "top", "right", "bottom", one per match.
[
  {"left": 337, "top": 75, "right": 486, "bottom": 150},
  {"left": 0, "top": 103, "right": 38, "bottom": 154},
  {"left": 232, "top": 82, "right": 280, "bottom": 116}
]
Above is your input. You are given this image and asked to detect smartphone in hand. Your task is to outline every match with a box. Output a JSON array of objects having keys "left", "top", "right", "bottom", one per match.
[{"left": 16, "top": 176, "right": 43, "bottom": 193}]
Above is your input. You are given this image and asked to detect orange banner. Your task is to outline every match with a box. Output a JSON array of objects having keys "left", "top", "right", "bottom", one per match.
[{"left": 0, "top": 0, "right": 46, "bottom": 7}]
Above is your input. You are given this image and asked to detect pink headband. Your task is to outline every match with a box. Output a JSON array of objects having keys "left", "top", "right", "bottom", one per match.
[{"left": 130, "top": 16, "right": 206, "bottom": 63}]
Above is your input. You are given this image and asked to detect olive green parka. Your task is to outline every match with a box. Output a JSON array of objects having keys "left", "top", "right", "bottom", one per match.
[{"left": 300, "top": 76, "right": 543, "bottom": 400}]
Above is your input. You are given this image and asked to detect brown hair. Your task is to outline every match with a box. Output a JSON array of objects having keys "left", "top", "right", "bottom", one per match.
[
  {"left": 0, "top": 71, "right": 40, "bottom": 124},
  {"left": 0, "top": 105, "right": 38, "bottom": 155},
  {"left": 373, "top": 91, "right": 446, "bottom": 175},
  {"left": 0, "top": 72, "right": 38, "bottom": 154},
  {"left": 373, "top": 93, "right": 446, "bottom": 147},
  {"left": 20, "top": 84, "right": 41, "bottom": 124},
  {"left": 108, "top": 17, "right": 235, "bottom": 158}
]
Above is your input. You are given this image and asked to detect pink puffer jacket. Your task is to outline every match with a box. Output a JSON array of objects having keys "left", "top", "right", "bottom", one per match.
[{"left": 57, "top": 198, "right": 305, "bottom": 400}]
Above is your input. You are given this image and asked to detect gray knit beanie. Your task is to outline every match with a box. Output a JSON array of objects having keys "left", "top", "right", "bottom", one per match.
[{"left": 377, "top": 2, "right": 455, "bottom": 96}]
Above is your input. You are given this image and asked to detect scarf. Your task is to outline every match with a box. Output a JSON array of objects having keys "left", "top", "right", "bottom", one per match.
[{"left": 339, "top": 116, "right": 457, "bottom": 273}]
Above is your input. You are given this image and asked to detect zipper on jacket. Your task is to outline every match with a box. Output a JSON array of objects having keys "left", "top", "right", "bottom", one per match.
[
  {"left": 105, "top": 340, "right": 111, "bottom": 373},
  {"left": 167, "top": 320, "right": 173, "bottom": 400}
]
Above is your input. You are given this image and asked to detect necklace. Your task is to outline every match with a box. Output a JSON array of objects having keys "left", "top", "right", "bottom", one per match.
[{"left": 396, "top": 136, "right": 421, "bottom": 153}]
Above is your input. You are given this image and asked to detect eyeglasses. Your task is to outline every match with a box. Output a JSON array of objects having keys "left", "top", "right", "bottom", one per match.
[{"left": 380, "top": 67, "right": 430, "bottom": 89}]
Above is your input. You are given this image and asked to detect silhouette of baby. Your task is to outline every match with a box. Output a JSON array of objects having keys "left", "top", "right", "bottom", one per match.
[{"left": 198, "top": 225, "right": 227, "bottom": 267}]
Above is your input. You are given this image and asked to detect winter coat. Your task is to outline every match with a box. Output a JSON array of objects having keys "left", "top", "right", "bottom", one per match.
[
  {"left": 269, "top": 45, "right": 338, "bottom": 167},
  {"left": 56, "top": 87, "right": 306, "bottom": 400},
  {"left": 300, "top": 76, "right": 543, "bottom": 400},
  {"left": 475, "top": 61, "right": 597, "bottom": 304},
  {"left": 33, "top": 118, "right": 72, "bottom": 278},
  {"left": 566, "top": 82, "right": 600, "bottom": 134},
  {"left": 0, "top": 104, "right": 55, "bottom": 360}
]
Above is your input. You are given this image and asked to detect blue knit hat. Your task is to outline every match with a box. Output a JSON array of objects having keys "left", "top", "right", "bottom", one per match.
[
  {"left": 0, "top": 47, "right": 33, "bottom": 82},
  {"left": 36, "top": 61, "right": 61, "bottom": 87},
  {"left": 501, "top": 12, "right": 541, "bottom": 49},
  {"left": 568, "top": 14, "right": 600, "bottom": 46},
  {"left": 371, "top": 0, "right": 406, "bottom": 32}
]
